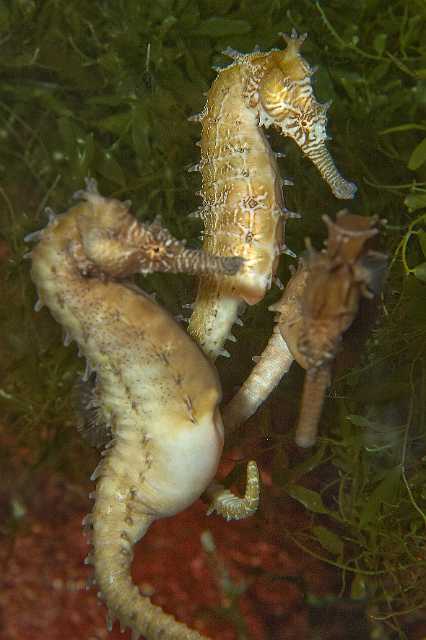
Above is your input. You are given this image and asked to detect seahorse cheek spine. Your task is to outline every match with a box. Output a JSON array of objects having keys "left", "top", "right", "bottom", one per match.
[{"left": 29, "top": 194, "right": 225, "bottom": 639}]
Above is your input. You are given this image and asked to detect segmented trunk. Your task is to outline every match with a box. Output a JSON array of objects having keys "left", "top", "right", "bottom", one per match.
[{"left": 188, "top": 62, "right": 285, "bottom": 360}]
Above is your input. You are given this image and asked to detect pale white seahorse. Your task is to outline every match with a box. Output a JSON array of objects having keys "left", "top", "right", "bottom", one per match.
[{"left": 27, "top": 181, "right": 259, "bottom": 640}]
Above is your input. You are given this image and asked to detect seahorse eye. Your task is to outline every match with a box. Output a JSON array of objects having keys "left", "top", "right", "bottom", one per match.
[{"left": 146, "top": 244, "right": 164, "bottom": 262}]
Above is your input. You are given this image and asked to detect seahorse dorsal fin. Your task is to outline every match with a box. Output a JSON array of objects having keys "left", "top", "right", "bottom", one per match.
[{"left": 72, "top": 374, "right": 112, "bottom": 449}]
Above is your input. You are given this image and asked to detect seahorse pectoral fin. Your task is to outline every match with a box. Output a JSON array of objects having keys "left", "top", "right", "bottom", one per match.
[
  {"left": 295, "top": 365, "right": 331, "bottom": 448},
  {"left": 204, "top": 460, "right": 260, "bottom": 521},
  {"left": 356, "top": 250, "right": 388, "bottom": 297},
  {"left": 301, "top": 141, "right": 357, "bottom": 200}
]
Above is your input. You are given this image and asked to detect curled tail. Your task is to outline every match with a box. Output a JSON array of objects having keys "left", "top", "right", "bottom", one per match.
[
  {"left": 295, "top": 366, "right": 330, "bottom": 448},
  {"left": 90, "top": 457, "right": 207, "bottom": 640}
]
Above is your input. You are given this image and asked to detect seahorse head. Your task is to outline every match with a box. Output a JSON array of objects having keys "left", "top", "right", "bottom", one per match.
[
  {"left": 323, "top": 211, "right": 378, "bottom": 263},
  {"left": 249, "top": 31, "right": 357, "bottom": 200}
]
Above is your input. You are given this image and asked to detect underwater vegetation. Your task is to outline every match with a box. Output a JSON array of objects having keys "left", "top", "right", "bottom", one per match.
[{"left": 0, "top": 0, "right": 426, "bottom": 638}]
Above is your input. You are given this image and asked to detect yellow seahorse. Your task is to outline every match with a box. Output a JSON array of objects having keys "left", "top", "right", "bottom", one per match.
[{"left": 188, "top": 31, "right": 356, "bottom": 360}]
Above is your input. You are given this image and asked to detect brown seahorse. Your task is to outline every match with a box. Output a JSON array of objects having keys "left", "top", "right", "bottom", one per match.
[
  {"left": 223, "top": 213, "right": 386, "bottom": 445},
  {"left": 27, "top": 180, "right": 260, "bottom": 640},
  {"left": 279, "top": 211, "right": 387, "bottom": 447},
  {"left": 188, "top": 31, "right": 356, "bottom": 360}
]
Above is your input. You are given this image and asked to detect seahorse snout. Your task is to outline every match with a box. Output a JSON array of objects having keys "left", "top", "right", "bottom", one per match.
[
  {"left": 301, "top": 140, "right": 357, "bottom": 200},
  {"left": 258, "top": 66, "right": 357, "bottom": 201}
]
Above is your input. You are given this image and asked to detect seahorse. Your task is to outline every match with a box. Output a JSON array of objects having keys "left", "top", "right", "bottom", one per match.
[
  {"left": 280, "top": 211, "right": 387, "bottom": 447},
  {"left": 27, "top": 180, "right": 259, "bottom": 640},
  {"left": 223, "top": 212, "right": 386, "bottom": 446},
  {"left": 188, "top": 30, "right": 356, "bottom": 361}
]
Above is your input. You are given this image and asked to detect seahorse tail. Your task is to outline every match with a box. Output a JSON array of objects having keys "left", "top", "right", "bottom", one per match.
[
  {"left": 188, "top": 277, "right": 242, "bottom": 361},
  {"left": 205, "top": 460, "right": 260, "bottom": 520},
  {"left": 223, "top": 324, "right": 294, "bottom": 434},
  {"left": 295, "top": 365, "right": 330, "bottom": 448},
  {"left": 90, "top": 465, "right": 208, "bottom": 640}
]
